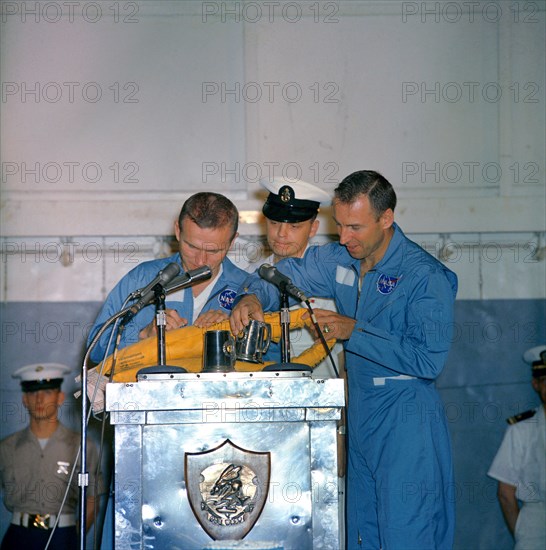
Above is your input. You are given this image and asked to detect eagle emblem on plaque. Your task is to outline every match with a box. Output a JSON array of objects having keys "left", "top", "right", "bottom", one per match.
[{"left": 185, "top": 439, "right": 271, "bottom": 540}]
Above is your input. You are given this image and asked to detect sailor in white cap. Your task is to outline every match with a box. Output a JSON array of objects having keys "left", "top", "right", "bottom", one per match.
[
  {"left": 261, "top": 177, "right": 331, "bottom": 260},
  {"left": 259, "top": 177, "right": 347, "bottom": 515},
  {"left": 0, "top": 363, "right": 103, "bottom": 549},
  {"left": 488, "top": 345, "right": 546, "bottom": 550},
  {"left": 258, "top": 177, "right": 343, "bottom": 374}
]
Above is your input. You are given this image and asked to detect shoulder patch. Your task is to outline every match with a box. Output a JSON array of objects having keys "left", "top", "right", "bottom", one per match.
[
  {"left": 376, "top": 273, "right": 399, "bottom": 295},
  {"left": 218, "top": 289, "right": 237, "bottom": 311},
  {"left": 335, "top": 265, "right": 356, "bottom": 286},
  {"left": 506, "top": 409, "right": 536, "bottom": 425}
]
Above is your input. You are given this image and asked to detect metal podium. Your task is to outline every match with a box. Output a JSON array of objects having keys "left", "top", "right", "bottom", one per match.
[{"left": 106, "top": 371, "right": 345, "bottom": 550}]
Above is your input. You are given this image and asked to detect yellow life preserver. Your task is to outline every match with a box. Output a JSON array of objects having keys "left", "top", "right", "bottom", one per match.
[{"left": 98, "top": 309, "right": 335, "bottom": 382}]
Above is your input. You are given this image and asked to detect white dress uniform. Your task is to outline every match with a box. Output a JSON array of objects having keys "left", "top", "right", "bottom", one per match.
[
  {"left": 488, "top": 407, "right": 546, "bottom": 550},
  {"left": 488, "top": 344, "right": 546, "bottom": 550}
]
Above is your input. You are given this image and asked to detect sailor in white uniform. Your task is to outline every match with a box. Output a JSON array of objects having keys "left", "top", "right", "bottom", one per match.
[{"left": 488, "top": 345, "right": 546, "bottom": 550}]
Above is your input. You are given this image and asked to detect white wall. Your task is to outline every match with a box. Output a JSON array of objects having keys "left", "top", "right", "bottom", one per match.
[{"left": 1, "top": 1, "right": 544, "bottom": 233}]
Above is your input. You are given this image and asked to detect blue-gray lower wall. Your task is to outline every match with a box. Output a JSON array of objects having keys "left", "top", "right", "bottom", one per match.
[
  {"left": 437, "top": 299, "right": 545, "bottom": 550},
  {"left": 0, "top": 301, "right": 110, "bottom": 546},
  {"left": 1, "top": 299, "right": 545, "bottom": 549}
]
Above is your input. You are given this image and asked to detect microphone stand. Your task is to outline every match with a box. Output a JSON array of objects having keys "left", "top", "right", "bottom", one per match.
[
  {"left": 77, "top": 282, "right": 169, "bottom": 547},
  {"left": 303, "top": 299, "right": 340, "bottom": 378},
  {"left": 139, "top": 267, "right": 213, "bottom": 375},
  {"left": 78, "top": 306, "right": 134, "bottom": 550},
  {"left": 279, "top": 283, "right": 291, "bottom": 363},
  {"left": 136, "top": 282, "right": 182, "bottom": 374},
  {"left": 154, "top": 284, "right": 168, "bottom": 366},
  {"left": 264, "top": 283, "right": 311, "bottom": 372},
  {"left": 78, "top": 267, "right": 213, "bottom": 546}
]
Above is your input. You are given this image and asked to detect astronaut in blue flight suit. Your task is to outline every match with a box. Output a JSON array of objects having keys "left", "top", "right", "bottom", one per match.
[
  {"left": 88, "top": 192, "right": 248, "bottom": 364},
  {"left": 230, "top": 171, "right": 457, "bottom": 549},
  {"left": 89, "top": 193, "right": 248, "bottom": 548}
]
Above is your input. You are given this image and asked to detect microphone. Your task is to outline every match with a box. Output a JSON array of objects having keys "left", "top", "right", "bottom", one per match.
[
  {"left": 128, "top": 263, "right": 181, "bottom": 316},
  {"left": 164, "top": 265, "right": 212, "bottom": 293},
  {"left": 258, "top": 263, "right": 308, "bottom": 302}
]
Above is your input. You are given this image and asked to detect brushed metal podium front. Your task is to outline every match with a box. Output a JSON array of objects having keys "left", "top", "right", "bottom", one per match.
[{"left": 106, "top": 371, "right": 345, "bottom": 550}]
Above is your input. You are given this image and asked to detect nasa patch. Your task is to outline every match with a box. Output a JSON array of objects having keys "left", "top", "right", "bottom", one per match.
[
  {"left": 376, "top": 273, "right": 399, "bottom": 295},
  {"left": 218, "top": 289, "right": 237, "bottom": 311}
]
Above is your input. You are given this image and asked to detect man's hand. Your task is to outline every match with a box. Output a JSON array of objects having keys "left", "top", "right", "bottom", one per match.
[
  {"left": 86, "top": 495, "right": 98, "bottom": 531},
  {"left": 138, "top": 308, "right": 188, "bottom": 339},
  {"left": 229, "top": 295, "right": 264, "bottom": 335},
  {"left": 194, "top": 310, "right": 229, "bottom": 328},
  {"left": 497, "top": 481, "right": 519, "bottom": 536},
  {"left": 303, "top": 308, "right": 356, "bottom": 341}
]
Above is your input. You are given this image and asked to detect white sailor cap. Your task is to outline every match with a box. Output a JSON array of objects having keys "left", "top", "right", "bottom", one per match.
[
  {"left": 522, "top": 345, "right": 546, "bottom": 377},
  {"left": 12, "top": 363, "right": 71, "bottom": 392},
  {"left": 261, "top": 178, "right": 331, "bottom": 223}
]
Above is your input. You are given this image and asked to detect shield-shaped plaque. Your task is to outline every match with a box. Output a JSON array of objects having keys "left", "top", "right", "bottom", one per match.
[{"left": 185, "top": 439, "right": 270, "bottom": 540}]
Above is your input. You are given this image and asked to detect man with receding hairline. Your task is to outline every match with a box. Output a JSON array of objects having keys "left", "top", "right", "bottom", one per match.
[
  {"left": 231, "top": 170, "right": 458, "bottom": 549},
  {"left": 88, "top": 192, "right": 248, "bottom": 363}
]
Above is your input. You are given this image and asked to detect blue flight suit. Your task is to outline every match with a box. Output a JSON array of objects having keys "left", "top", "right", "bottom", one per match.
[
  {"left": 89, "top": 252, "right": 247, "bottom": 550},
  {"left": 239, "top": 223, "right": 457, "bottom": 549},
  {"left": 88, "top": 253, "right": 247, "bottom": 363}
]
